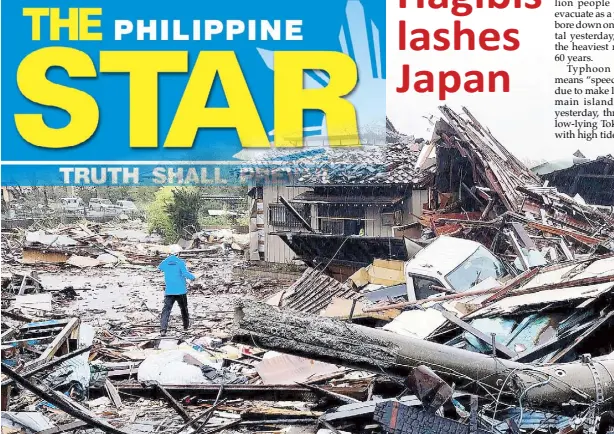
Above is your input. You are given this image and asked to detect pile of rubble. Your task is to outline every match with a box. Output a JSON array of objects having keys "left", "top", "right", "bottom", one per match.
[
  {"left": 228, "top": 107, "right": 614, "bottom": 433},
  {"left": 1, "top": 220, "right": 304, "bottom": 433},
  {"left": 1, "top": 220, "right": 250, "bottom": 270}
]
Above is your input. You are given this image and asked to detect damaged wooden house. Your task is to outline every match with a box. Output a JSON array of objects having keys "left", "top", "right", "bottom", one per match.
[{"left": 237, "top": 120, "right": 434, "bottom": 281}]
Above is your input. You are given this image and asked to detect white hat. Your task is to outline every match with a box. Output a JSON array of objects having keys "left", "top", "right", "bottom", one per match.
[{"left": 168, "top": 244, "right": 182, "bottom": 255}]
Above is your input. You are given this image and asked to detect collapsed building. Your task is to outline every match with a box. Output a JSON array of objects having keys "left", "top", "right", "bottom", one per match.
[
  {"left": 232, "top": 106, "right": 614, "bottom": 433},
  {"left": 535, "top": 155, "right": 614, "bottom": 208}
]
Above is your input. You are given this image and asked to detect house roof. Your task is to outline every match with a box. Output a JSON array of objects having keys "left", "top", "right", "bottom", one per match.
[
  {"left": 531, "top": 155, "right": 593, "bottom": 176},
  {"left": 233, "top": 120, "right": 431, "bottom": 186},
  {"left": 540, "top": 155, "right": 614, "bottom": 177},
  {"left": 467, "top": 257, "right": 614, "bottom": 316},
  {"left": 279, "top": 267, "right": 362, "bottom": 314},
  {"left": 291, "top": 191, "right": 407, "bottom": 205},
  {"left": 234, "top": 143, "right": 430, "bottom": 186},
  {"left": 275, "top": 233, "right": 409, "bottom": 267}
]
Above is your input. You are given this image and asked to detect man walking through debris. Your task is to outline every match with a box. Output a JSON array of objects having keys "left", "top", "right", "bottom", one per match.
[{"left": 158, "top": 248, "right": 195, "bottom": 336}]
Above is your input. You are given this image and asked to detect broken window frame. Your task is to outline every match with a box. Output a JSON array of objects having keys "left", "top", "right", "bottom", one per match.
[
  {"left": 445, "top": 246, "right": 507, "bottom": 292},
  {"left": 407, "top": 274, "right": 447, "bottom": 300},
  {"left": 268, "top": 203, "right": 309, "bottom": 229},
  {"left": 317, "top": 204, "right": 366, "bottom": 236},
  {"left": 382, "top": 209, "right": 403, "bottom": 226}
]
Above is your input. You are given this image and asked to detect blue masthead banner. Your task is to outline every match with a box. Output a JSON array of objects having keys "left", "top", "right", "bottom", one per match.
[{"left": 1, "top": 0, "right": 386, "bottom": 186}]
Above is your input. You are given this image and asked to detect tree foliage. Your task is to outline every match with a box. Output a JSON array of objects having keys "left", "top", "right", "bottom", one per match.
[
  {"left": 146, "top": 187, "right": 203, "bottom": 242},
  {"left": 146, "top": 187, "right": 177, "bottom": 242},
  {"left": 166, "top": 188, "right": 202, "bottom": 238}
]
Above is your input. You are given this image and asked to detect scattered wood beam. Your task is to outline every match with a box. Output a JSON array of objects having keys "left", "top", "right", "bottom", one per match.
[
  {"left": 1, "top": 345, "right": 92, "bottom": 388},
  {"left": 1, "top": 363, "right": 129, "bottom": 434},
  {"left": 319, "top": 418, "right": 344, "bottom": 434},
  {"left": 481, "top": 268, "right": 539, "bottom": 304},
  {"left": 365, "top": 270, "right": 614, "bottom": 312},
  {"left": 37, "top": 421, "right": 88, "bottom": 434},
  {"left": 201, "top": 420, "right": 241, "bottom": 434},
  {"left": 114, "top": 383, "right": 365, "bottom": 401},
  {"left": 296, "top": 381, "right": 360, "bottom": 404},
  {"left": 105, "top": 379, "right": 123, "bottom": 409},
  {"left": 1, "top": 309, "right": 35, "bottom": 322},
  {"left": 25, "top": 318, "right": 80, "bottom": 370},
  {"left": 192, "top": 384, "right": 225, "bottom": 434},
  {"left": 172, "top": 399, "right": 228, "bottom": 434},
  {"left": 279, "top": 196, "right": 314, "bottom": 233},
  {"left": 155, "top": 383, "right": 199, "bottom": 429}
]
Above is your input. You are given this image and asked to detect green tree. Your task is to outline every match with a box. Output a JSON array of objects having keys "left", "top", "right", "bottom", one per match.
[
  {"left": 166, "top": 187, "right": 202, "bottom": 238},
  {"left": 146, "top": 187, "right": 176, "bottom": 242},
  {"left": 146, "top": 187, "right": 202, "bottom": 242}
]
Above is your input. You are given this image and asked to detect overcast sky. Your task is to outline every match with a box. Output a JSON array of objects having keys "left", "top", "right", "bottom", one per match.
[{"left": 386, "top": 1, "right": 613, "bottom": 162}]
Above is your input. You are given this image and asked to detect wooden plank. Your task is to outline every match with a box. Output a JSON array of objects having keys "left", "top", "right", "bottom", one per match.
[
  {"left": 0, "top": 327, "right": 17, "bottom": 343},
  {"left": 21, "top": 318, "right": 71, "bottom": 330},
  {"left": 2, "top": 345, "right": 93, "bottom": 387},
  {"left": 1, "top": 364, "right": 129, "bottom": 434},
  {"left": 433, "top": 305, "right": 516, "bottom": 359},
  {"left": 549, "top": 311, "right": 614, "bottom": 363},
  {"left": 155, "top": 383, "right": 199, "bottom": 429},
  {"left": 25, "top": 318, "right": 80, "bottom": 370},
  {"left": 38, "top": 421, "right": 88, "bottom": 434},
  {"left": 105, "top": 379, "right": 123, "bottom": 409},
  {"left": 18, "top": 275, "right": 27, "bottom": 296},
  {"left": 0, "top": 310, "right": 35, "bottom": 323},
  {"left": 511, "top": 222, "right": 536, "bottom": 249},
  {"left": 482, "top": 268, "right": 539, "bottom": 305},
  {"left": 172, "top": 398, "right": 227, "bottom": 434}
]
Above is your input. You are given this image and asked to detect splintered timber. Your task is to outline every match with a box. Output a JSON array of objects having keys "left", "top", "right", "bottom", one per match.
[{"left": 396, "top": 65, "right": 510, "bottom": 100}]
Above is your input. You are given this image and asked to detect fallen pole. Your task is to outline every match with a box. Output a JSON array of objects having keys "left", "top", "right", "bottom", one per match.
[
  {"left": 1, "top": 364, "right": 129, "bottom": 434},
  {"left": 233, "top": 301, "right": 614, "bottom": 413}
]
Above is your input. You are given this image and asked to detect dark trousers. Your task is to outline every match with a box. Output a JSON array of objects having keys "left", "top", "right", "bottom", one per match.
[{"left": 160, "top": 294, "right": 189, "bottom": 331}]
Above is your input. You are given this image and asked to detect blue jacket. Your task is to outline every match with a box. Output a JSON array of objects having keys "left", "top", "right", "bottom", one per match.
[{"left": 158, "top": 255, "right": 195, "bottom": 295}]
